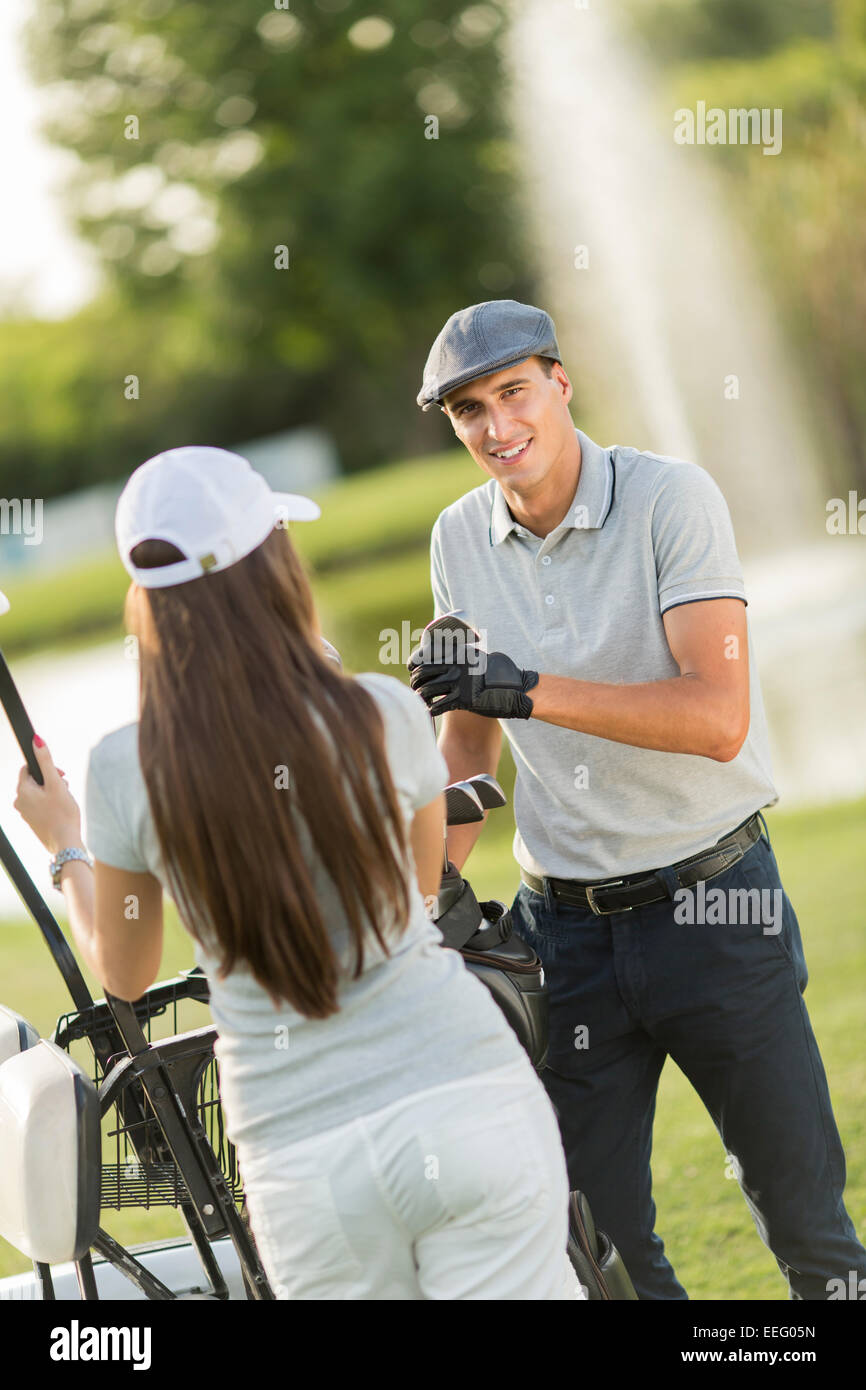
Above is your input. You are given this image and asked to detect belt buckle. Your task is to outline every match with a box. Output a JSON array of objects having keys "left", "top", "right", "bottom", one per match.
[{"left": 585, "top": 879, "right": 628, "bottom": 916}]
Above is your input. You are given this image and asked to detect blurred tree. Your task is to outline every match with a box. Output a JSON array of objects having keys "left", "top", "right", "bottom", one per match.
[
  {"left": 627, "top": 0, "right": 831, "bottom": 64},
  {"left": 7, "top": 0, "right": 533, "bottom": 495}
]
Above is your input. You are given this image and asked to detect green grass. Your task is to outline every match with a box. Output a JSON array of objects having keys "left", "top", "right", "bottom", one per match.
[
  {"left": 651, "top": 797, "right": 866, "bottom": 1300},
  {"left": 0, "top": 554, "right": 128, "bottom": 658},
  {"left": 295, "top": 449, "right": 476, "bottom": 572},
  {"left": 1, "top": 795, "right": 864, "bottom": 1297}
]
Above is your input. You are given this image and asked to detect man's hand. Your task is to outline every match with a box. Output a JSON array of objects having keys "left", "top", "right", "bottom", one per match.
[{"left": 408, "top": 640, "right": 539, "bottom": 719}]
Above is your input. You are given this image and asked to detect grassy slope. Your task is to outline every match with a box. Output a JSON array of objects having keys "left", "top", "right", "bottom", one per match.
[{"left": 0, "top": 449, "right": 863, "bottom": 1296}]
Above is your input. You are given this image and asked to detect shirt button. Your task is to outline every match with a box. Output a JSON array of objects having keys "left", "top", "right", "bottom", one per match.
[
  {"left": 541, "top": 556, "right": 552, "bottom": 566},
  {"left": 545, "top": 594, "right": 555, "bottom": 605}
]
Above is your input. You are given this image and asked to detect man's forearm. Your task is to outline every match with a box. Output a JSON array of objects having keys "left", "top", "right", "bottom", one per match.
[
  {"left": 529, "top": 672, "right": 742, "bottom": 761},
  {"left": 438, "top": 732, "right": 498, "bottom": 872}
]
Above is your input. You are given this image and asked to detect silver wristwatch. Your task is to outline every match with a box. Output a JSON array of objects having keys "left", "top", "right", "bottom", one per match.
[{"left": 49, "top": 846, "right": 94, "bottom": 891}]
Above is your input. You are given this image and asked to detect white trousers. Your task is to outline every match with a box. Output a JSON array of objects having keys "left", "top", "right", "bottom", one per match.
[{"left": 239, "top": 1056, "right": 587, "bottom": 1300}]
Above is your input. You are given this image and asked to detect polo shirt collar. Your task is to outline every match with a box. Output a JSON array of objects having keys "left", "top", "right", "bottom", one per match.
[{"left": 488, "top": 427, "right": 614, "bottom": 546}]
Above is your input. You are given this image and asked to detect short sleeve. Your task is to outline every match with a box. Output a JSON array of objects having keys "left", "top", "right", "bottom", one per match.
[
  {"left": 358, "top": 673, "right": 449, "bottom": 813},
  {"left": 85, "top": 743, "right": 150, "bottom": 873},
  {"left": 650, "top": 462, "right": 747, "bottom": 615},
  {"left": 430, "top": 518, "right": 453, "bottom": 621}
]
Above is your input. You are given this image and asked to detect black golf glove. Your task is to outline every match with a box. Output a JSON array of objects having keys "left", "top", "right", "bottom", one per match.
[{"left": 408, "top": 640, "right": 539, "bottom": 719}]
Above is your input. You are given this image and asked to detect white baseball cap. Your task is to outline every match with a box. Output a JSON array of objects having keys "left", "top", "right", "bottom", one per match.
[
  {"left": 0, "top": 590, "right": 9, "bottom": 616},
  {"left": 115, "top": 445, "right": 322, "bottom": 589}
]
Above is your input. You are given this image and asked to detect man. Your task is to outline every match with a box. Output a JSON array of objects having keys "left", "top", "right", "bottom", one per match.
[{"left": 408, "top": 298, "right": 866, "bottom": 1300}]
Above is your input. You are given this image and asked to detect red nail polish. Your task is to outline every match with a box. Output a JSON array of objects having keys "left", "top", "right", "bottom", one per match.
[{"left": 33, "top": 735, "right": 44, "bottom": 748}]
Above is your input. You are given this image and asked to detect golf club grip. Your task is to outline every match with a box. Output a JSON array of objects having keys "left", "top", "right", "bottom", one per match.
[{"left": 0, "top": 651, "right": 42, "bottom": 783}]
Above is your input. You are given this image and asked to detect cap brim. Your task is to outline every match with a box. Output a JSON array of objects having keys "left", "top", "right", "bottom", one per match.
[
  {"left": 273, "top": 492, "right": 321, "bottom": 522},
  {"left": 422, "top": 349, "right": 564, "bottom": 414},
  {"left": 0, "top": 590, "right": 9, "bottom": 617}
]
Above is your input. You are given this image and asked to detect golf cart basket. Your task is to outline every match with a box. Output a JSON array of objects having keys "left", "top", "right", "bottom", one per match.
[
  {"left": 53, "top": 975, "right": 244, "bottom": 1214},
  {"left": 0, "top": 800, "right": 272, "bottom": 1301}
]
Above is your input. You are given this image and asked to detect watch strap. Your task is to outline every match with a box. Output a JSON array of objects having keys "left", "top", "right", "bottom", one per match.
[{"left": 49, "top": 846, "right": 94, "bottom": 890}]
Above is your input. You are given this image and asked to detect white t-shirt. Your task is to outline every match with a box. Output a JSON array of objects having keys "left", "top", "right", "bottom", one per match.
[{"left": 84, "top": 672, "right": 525, "bottom": 1160}]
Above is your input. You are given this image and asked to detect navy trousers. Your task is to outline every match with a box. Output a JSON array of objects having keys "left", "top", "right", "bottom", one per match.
[{"left": 509, "top": 818, "right": 866, "bottom": 1300}]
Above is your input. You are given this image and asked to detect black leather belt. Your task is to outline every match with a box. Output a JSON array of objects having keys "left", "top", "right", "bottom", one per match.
[{"left": 520, "top": 812, "right": 765, "bottom": 916}]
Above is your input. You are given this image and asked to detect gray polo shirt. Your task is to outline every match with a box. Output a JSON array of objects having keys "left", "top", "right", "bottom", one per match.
[{"left": 430, "top": 428, "right": 779, "bottom": 881}]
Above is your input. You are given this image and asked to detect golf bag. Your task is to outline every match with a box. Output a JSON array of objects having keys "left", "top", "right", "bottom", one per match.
[
  {"left": 434, "top": 860, "right": 548, "bottom": 1072},
  {"left": 434, "top": 861, "right": 638, "bottom": 1301},
  {"left": 566, "top": 1191, "right": 638, "bottom": 1301}
]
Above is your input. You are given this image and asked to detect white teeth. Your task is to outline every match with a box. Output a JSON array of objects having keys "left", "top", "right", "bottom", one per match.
[{"left": 493, "top": 441, "right": 528, "bottom": 459}]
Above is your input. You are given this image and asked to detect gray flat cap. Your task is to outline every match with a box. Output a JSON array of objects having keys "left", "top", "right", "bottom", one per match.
[{"left": 417, "top": 299, "right": 562, "bottom": 411}]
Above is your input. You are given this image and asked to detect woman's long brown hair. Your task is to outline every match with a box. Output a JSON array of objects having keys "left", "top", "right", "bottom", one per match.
[{"left": 125, "top": 527, "right": 411, "bottom": 1018}]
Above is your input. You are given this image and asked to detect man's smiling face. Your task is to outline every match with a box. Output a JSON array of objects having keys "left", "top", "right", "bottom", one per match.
[{"left": 442, "top": 356, "right": 576, "bottom": 497}]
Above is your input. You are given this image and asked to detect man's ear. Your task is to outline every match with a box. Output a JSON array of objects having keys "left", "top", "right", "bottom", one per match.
[{"left": 552, "top": 362, "right": 573, "bottom": 405}]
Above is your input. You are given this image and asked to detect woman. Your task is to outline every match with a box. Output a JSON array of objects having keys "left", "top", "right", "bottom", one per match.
[{"left": 15, "top": 445, "right": 583, "bottom": 1301}]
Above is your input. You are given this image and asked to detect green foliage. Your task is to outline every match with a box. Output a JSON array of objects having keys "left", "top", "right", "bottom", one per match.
[
  {"left": 7, "top": 0, "right": 534, "bottom": 493},
  {"left": 626, "top": 0, "right": 832, "bottom": 65},
  {"left": 0, "top": 297, "right": 236, "bottom": 498}
]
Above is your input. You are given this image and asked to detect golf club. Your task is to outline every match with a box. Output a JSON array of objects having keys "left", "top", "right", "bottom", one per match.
[
  {"left": 0, "top": 591, "right": 42, "bottom": 784},
  {"left": 464, "top": 773, "right": 507, "bottom": 811},
  {"left": 445, "top": 781, "right": 485, "bottom": 826},
  {"left": 415, "top": 611, "right": 485, "bottom": 870}
]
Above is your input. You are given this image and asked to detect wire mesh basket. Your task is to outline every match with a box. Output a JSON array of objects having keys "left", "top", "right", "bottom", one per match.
[
  {"left": 53, "top": 973, "right": 246, "bottom": 1213},
  {"left": 98, "top": 1054, "right": 244, "bottom": 1210}
]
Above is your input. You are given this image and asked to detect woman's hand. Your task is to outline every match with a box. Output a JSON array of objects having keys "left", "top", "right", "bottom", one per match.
[{"left": 14, "top": 735, "right": 84, "bottom": 855}]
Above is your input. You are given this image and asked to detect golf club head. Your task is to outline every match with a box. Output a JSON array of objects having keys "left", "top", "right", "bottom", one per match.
[
  {"left": 465, "top": 773, "right": 507, "bottom": 810},
  {"left": 445, "top": 782, "right": 485, "bottom": 826},
  {"left": 423, "top": 610, "right": 481, "bottom": 642}
]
